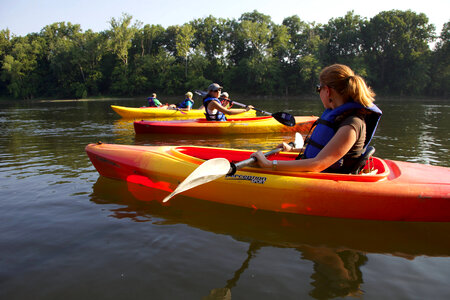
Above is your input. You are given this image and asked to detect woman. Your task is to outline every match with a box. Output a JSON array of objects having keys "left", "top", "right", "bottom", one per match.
[
  {"left": 169, "top": 92, "right": 194, "bottom": 111},
  {"left": 251, "top": 64, "right": 382, "bottom": 173},
  {"left": 203, "top": 83, "right": 253, "bottom": 121}
]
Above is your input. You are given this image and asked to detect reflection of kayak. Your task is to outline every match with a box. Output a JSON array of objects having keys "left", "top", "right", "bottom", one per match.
[
  {"left": 133, "top": 116, "right": 318, "bottom": 135},
  {"left": 111, "top": 105, "right": 256, "bottom": 119},
  {"left": 91, "top": 176, "right": 450, "bottom": 257},
  {"left": 86, "top": 143, "right": 450, "bottom": 222}
]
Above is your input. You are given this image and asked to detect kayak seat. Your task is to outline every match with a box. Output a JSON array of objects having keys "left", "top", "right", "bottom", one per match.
[{"left": 351, "top": 146, "right": 376, "bottom": 174}]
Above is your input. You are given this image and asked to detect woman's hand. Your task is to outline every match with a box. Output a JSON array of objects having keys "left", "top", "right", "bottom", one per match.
[
  {"left": 245, "top": 105, "right": 254, "bottom": 111},
  {"left": 250, "top": 151, "right": 272, "bottom": 168}
]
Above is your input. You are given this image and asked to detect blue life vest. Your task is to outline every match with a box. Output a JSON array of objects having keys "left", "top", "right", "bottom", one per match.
[
  {"left": 301, "top": 102, "right": 382, "bottom": 165},
  {"left": 147, "top": 97, "right": 158, "bottom": 107},
  {"left": 203, "top": 97, "right": 227, "bottom": 121},
  {"left": 177, "top": 98, "right": 194, "bottom": 109}
]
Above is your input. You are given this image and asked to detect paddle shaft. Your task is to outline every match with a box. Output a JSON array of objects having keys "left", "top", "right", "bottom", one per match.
[
  {"left": 230, "top": 100, "right": 272, "bottom": 116},
  {"left": 194, "top": 90, "right": 295, "bottom": 127},
  {"left": 228, "top": 142, "right": 294, "bottom": 175}
]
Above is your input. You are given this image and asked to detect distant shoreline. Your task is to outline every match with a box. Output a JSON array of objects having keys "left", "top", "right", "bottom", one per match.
[{"left": 1, "top": 94, "right": 449, "bottom": 104}]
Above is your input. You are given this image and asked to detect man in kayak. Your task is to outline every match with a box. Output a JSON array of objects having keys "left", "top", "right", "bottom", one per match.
[
  {"left": 147, "top": 93, "right": 165, "bottom": 108},
  {"left": 219, "top": 92, "right": 233, "bottom": 109},
  {"left": 203, "top": 83, "right": 253, "bottom": 121},
  {"left": 251, "top": 64, "right": 382, "bottom": 173}
]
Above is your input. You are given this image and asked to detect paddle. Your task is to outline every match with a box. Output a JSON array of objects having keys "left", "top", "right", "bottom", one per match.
[
  {"left": 194, "top": 90, "right": 296, "bottom": 127},
  {"left": 175, "top": 108, "right": 187, "bottom": 114},
  {"left": 162, "top": 133, "right": 303, "bottom": 203}
]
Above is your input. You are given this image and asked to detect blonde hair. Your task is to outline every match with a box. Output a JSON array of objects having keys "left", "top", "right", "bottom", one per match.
[
  {"left": 185, "top": 91, "right": 193, "bottom": 98},
  {"left": 320, "top": 64, "right": 375, "bottom": 107}
]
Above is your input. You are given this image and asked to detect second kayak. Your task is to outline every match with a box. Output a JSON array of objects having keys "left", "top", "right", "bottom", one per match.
[{"left": 133, "top": 116, "right": 318, "bottom": 135}]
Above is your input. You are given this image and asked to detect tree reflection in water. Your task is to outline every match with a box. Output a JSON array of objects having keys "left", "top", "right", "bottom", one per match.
[{"left": 90, "top": 176, "right": 450, "bottom": 299}]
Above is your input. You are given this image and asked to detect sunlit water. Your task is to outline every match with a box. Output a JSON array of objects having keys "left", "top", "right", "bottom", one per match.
[{"left": 1, "top": 97, "right": 449, "bottom": 299}]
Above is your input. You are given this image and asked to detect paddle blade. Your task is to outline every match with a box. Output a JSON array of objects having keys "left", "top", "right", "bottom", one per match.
[
  {"left": 294, "top": 132, "right": 304, "bottom": 148},
  {"left": 162, "top": 158, "right": 231, "bottom": 202},
  {"left": 271, "top": 112, "right": 296, "bottom": 127}
]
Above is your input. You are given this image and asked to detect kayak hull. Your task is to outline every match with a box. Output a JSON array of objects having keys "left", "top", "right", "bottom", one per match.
[
  {"left": 85, "top": 143, "right": 450, "bottom": 222},
  {"left": 111, "top": 105, "right": 256, "bottom": 119},
  {"left": 133, "top": 116, "right": 318, "bottom": 135}
]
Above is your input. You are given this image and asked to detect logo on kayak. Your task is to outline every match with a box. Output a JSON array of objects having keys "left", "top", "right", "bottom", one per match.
[{"left": 225, "top": 174, "right": 267, "bottom": 184}]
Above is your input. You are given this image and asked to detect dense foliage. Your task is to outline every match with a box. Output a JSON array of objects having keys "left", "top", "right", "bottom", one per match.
[{"left": 0, "top": 10, "right": 448, "bottom": 99}]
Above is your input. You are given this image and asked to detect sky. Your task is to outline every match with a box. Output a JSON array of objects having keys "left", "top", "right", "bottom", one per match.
[{"left": 1, "top": 0, "right": 449, "bottom": 36}]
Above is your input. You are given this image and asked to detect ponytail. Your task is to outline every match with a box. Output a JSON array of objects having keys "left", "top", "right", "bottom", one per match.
[{"left": 320, "top": 64, "right": 375, "bottom": 107}]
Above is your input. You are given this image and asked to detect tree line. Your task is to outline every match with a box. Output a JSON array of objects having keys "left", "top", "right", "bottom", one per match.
[{"left": 0, "top": 10, "right": 448, "bottom": 100}]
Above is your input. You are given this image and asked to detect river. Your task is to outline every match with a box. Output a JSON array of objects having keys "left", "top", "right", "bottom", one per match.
[{"left": 1, "top": 96, "right": 449, "bottom": 299}]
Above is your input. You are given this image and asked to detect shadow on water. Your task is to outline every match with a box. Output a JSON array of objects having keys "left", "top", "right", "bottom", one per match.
[{"left": 90, "top": 176, "right": 450, "bottom": 299}]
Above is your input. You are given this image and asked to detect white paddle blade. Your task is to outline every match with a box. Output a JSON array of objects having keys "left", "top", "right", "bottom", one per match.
[
  {"left": 294, "top": 132, "right": 304, "bottom": 149},
  {"left": 162, "top": 158, "right": 231, "bottom": 202}
]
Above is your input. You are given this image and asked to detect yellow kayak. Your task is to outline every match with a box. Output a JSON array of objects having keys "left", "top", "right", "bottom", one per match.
[{"left": 111, "top": 105, "right": 256, "bottom": 119}]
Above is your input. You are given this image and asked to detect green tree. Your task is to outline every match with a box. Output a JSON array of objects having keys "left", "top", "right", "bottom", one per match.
[
  {"left": 0, "top": 29, "right": 12, "bottom": 95},
  {"left": 1, "top": 35, "right": 44, "bottom": 98},
  {"left": 321, "top": 11, "right": 367, "bottom": 69},
  {"left": 41, "top": 22, "right": 87, "bottom": 97},
  {"left": 362, "top": 10, "right": 435, "bottom": 94},
  {"left": 108, "top": 13, "right": 139, "bottom": 65},
  {"left": 176, "top": 23, "right": 195, "bottom": 79},
  {"left": 281, "top": 16, "right": 323, "bottom": 94},
  {"left": 429, "top": 22, "right": 450, "bottom": 96},
  {"left": 191, "top": 16, "right": 227, "bottom": 61}
]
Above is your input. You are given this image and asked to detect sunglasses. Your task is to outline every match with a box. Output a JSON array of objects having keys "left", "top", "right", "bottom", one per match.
[{"left": 316, "top": 84, "right": 324, "bottom": 93}]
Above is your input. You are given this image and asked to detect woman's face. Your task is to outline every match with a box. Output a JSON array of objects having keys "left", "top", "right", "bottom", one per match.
[
  {"left": 210, "top": 90, "right": 221, "bottom": 97},
  {"left": 318, "top": 84, "right": 332, "bottom": 109}
]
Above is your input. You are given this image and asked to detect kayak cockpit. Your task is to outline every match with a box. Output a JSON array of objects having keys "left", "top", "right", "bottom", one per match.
[{"left": 170, "top": 146, "right": 390, "bottom": 182}]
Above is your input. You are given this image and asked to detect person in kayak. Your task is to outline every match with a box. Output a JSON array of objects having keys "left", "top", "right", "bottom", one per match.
[
  {"left": 251, "top": 64, "right": 382, "bottom": 173},
  {"left": 169, "top": 92, "right": 195, "bottom": 111},
  {"left": 147, "top": 93, "right": 165, "bottom": 107},
  {"left": 203, "top": 83, "right": 253, "bottom": 121},
  {"left": 219, "top": 92, "right": 233, "bottom": 109}
]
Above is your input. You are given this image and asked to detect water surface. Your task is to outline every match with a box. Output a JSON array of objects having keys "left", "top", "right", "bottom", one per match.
[{"left": 1, "top": 97, "right": 449, "bottom": 299}]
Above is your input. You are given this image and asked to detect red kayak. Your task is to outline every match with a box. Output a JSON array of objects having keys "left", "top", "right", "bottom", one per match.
[{"left": 133, "top": 116, "right": 318, "bottom": 135}]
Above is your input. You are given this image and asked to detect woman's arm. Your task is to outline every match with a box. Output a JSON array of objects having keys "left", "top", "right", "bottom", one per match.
[
  {"left": 208, "top": 100, "right": 252, "bottom": 115},
  {"left": 251, "top": 125, "right": 357, "bottom": 172}
]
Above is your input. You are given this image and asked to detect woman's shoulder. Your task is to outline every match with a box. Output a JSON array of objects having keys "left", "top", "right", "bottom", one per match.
[{"left": 340, "top": 114, "right": 365, "bottom": 132}]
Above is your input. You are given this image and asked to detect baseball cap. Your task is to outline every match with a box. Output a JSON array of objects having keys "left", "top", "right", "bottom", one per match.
[{"left": 207, "top": 83, "right": 223, "bottom": 92}]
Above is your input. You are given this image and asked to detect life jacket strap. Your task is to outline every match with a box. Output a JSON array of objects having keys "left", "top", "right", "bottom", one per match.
[{"left": 317, "top": 118, "right": 338, "bottom": 131}]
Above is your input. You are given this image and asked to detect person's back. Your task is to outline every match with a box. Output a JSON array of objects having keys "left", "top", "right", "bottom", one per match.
[
  {"left": 147, "top": 93, "right": 162, "bottom": 107},
  {"left": 177, "top": 92, "right": 194, "bottom": 110}
]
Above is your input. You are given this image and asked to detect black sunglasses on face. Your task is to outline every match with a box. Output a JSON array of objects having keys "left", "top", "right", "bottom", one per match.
[{"left": 316, "top": 84, "right": 323, "bottom": 93}]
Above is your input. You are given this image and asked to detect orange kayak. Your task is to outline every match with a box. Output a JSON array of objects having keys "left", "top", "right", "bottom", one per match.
[
  {"left": 86, "top": 143, "right": 450, "bottom": 222},
  {"left": 134, "top": 116, "right": 318, "bottom": 135}
]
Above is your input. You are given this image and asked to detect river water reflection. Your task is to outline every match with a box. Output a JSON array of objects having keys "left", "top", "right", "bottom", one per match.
[{"left": 0, "top": 97, "right": 449, "bottom": 299}]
